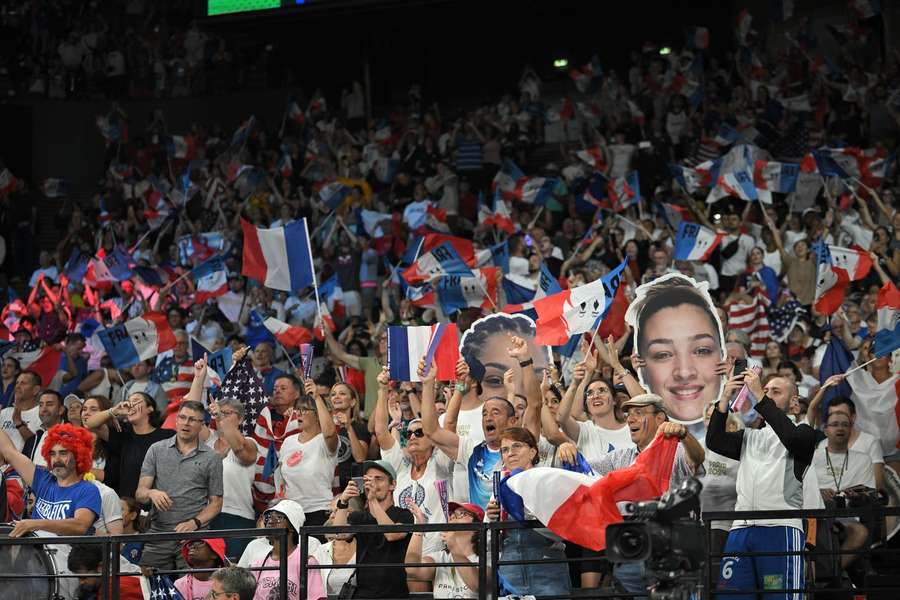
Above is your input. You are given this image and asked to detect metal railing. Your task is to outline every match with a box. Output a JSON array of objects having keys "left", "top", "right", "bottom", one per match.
[{"left": 1, "top": 507, "right": 898, "bottom": 599}]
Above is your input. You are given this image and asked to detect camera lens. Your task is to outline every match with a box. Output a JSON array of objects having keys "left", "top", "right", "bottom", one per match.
[{"left": 618, "top": 528, "right": 648, "bottom": 560}]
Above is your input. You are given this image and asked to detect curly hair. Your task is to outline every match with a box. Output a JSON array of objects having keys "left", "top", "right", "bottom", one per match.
[
  {"left": 41, "top": 423, "right": 95, "bottom": 475},
  {"left": 460, "top": 313, "right": 538, "bottom": 383}
]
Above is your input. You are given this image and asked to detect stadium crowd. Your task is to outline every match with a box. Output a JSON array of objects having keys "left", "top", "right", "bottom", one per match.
[{"left": 0, "top": 2, "right": 898, "bottom": 599}]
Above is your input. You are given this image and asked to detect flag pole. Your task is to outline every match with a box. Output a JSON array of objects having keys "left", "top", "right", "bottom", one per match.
[
  {"left": 303, "top": 218, "right": 324, "bottom": 329},
  {"left": 278, "top": 100, "right": 289, "bottom": 139},
  {"left": 527, "top": 206, "right": 545, "bottom": 230},
  {"left": 843, "top": 357, "right": 878, "bottom": 377}
]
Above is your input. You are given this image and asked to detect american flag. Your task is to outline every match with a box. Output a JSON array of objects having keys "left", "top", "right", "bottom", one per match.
[
  {"left": 149, "top": 574, "right": 185, "bottom": 600},
  {"left": 215, "top": 356, "right": 268, "bottom": 437},
  {"left": 727, "top": 289, "right": 771, "bottom": 358},
  {"left": 768, "top": 299, "right": 808, "bottom": 343},
  {"left": 153, "top": 356, "right": 195, "bottom": 406}
]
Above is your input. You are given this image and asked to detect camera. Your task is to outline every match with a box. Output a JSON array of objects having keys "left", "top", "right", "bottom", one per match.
[{"left": 606, "top": 478, "right": 705, "bottom": 600}]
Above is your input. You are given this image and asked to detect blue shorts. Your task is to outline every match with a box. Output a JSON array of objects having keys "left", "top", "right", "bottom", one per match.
[{"left": 718, "top": 526, "right": 805, "bottom": 600}]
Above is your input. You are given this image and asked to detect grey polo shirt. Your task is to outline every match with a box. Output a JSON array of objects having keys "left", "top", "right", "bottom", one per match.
[{"left": 140, "top": 436, "right": 224, "bottom": 531}]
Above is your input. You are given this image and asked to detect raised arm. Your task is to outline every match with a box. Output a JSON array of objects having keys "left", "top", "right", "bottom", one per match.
[
  {"left": 208, "top": 399, "right": 258, "bottom": 467},
  {"left": 307, "top": 378, "right": 339, "bottom": 453},
  {"left": 323, "top": 326, "right": 362, "bottom": 370},
  {"left": 597, "top": 335, "right": 645, "bottom": 398},
  {"left": 507, "top": 335, "right": 541, "bottom": 442},
  {"left": 556, "top": 359, "right": 590, "bottom": 442},
  {"left": 804, "top": 374, "right": 845, "bottom": 428},
  {"left": 0, "top": 429, "right": 35, "bottom": 487},
  {"left": 373, "top": 367, "right": 396, "bottom": 451},
  {"left": 419, "top": 359, "right": 460, "bottom": 460},
  {"left": 705, "top": 371, "right": 746, "bottom": 460}
]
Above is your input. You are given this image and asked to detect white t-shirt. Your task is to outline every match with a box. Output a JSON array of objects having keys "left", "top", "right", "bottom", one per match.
[
  {"left": 576, "top": 420, "right": 635, "bottom": 474},
  {"left": 0, "top": 406, "right": 41, "bottom": 452},
  {"left": 205, "top": 431, "right": 256, "bottom": 520},
  {"left": 850, "top": 430, "right": 885, "bottom": 465},
  {"left": 311, "top": 541, "right": 356, "bottom": 596},
  {"left": 812, "top": 446, "right": 876, "bottom": 491},
  {"left": 439, "top": 405, "right": 484, "bottom": 503},
  {"left": 277, "top": 432, "right": 339, "bottom": 513},
  {"left": 720, "top": 233, "right": 756, "bottom": 277},
  {"left": 607, "top": 144, "right": 636, "bottom": 178},
  {"left": 537, "top": 435, "right": 557, "bottom": 468},
  {"left": 92, "top": 480, "right": 123, "bottom": 534},
  {"left": 699, "top": 448, "right": 739, "bottom": 531},
  {"left": 426, "top": 550, "right": 478, "bottom": 598}
]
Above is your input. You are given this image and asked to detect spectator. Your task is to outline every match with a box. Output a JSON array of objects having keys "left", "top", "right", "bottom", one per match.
[
  {"left": 68, "top": 543, "right": 144, "bottom": 600},
  {"left": 0, "top": 423, "right": 100, "bottom": 536},
  {"left": 84, "top": 390, "right": 173, "bottom": 498},
  {"left": 251, "top": 341, "right": 284, "bottom": 396},
  {"left": 333, "top": 460, "right": 414, "bottom": 599},
  {"left": 119, "top": 358, "right": 167, "bottom": 410},
  {"left": 329, "top": 380, "right": 371, "bottom": 490},
  {"left": 174, "top": 538, "right": 228, "bottom": 600},
  {"left": 0, "top": 370, "right": 42, "bottom": 452},
  {"left": 405, "top": 500, "right": 481, "bottom": 598},
  {"left": 707, "top": 370, "right": 818, "bottom": 600},
  {"left": 209, "top": 565, "right": 260, "bottom": 600},
  {"left": 0, "top": 356, "right": 20, "bottom": 409},
  {"left": 487, "top": 427, "right": 571, "bottom": 597},
  {"left": 277, "top": 378, "right": 338, "bottom": 526},
  {"left": 136, "top": 400, "right": 223, "bottom": 572},
  {"left": 57, "top": 333, "right": 89, "bottom": 397},
  {"left": 152, "top": 328, "right": 195, "bottom": 410},
  {"left": 21, "top": 389, "right": 66, "bottom": 466},
  {"left": 252, "top": 374, "right": 303, "bottom": 511},
  {"left": 64, "top": 393, "right": 83, "bottom": 428},
  {"left": 595, "top": 394, "right": 705, "bottom": 596},
  {"left": 250, "top": 499, "right": 325, "bottom": 600},
  {"left": 311, "top": 502, "right": 358, "bottom": 596}
]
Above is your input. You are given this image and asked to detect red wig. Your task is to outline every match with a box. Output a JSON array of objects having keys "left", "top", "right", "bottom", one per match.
[{"left": 41, "top": 424, "right": 95, "bottom": 475}]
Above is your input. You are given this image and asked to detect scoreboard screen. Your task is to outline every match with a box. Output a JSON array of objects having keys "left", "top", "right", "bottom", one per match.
[{"left": 207, "top": 0, "right": 304, "bottom": 16}]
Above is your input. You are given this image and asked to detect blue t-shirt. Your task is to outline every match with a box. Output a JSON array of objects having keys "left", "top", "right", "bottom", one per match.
[
  {"left": 31, "top": 468, "right": 101, "bottom": 532},
  {"left": 58, "top": 355, "right": 88, "bottom": 397},
  {"left": 467, "top": 442, "right": 502, "bottom": 509}
]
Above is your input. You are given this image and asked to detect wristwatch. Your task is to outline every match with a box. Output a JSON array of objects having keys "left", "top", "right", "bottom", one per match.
[
  {"left": 336, "top": 499, "right": 349, "bottom": 509},
  {"left": 192, "top": 517, "right": 202, "bottom": 529},
  {"left": 518, "top": 358, "right": 533, "bottom": 368}
]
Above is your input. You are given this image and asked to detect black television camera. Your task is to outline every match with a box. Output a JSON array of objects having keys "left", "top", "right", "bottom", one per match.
[{"left": 606, "top": 478, "right": 705, "bottom": 600}]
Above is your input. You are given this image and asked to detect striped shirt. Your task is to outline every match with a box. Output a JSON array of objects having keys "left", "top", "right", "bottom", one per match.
[
  {"left": 251, "top": 406, "right": 301, "bottom": 512},
  {"left": 455, "top": 139, "right": 483, "bottom": 172}
]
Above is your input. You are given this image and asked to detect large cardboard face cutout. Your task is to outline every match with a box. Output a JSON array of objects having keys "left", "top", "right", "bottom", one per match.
[
  {"left": 624, "top": 273, "right": 725, "bottom": 423},
  {"left": 459, "top": 313, "right": 549, "bottom": 404}
]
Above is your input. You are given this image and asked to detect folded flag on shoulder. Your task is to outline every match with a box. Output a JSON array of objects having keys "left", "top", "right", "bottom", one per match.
[
  {"left": 500, "top": 435, "right": 679, "bottom": 551},
  {"left": 873, "top": 281, "right": 900, "bottom": 358},
  {"left": 241, "top": 218, "right": 315, "bottom": 292},
  {"left": 534, "top": 260, "right": 628, "bottom": 345},
  {"left": 388, "top": 323, "right": 460, "bottom": 382},
  {"left": 97, "top": 312, "right": 176, "bottom": 369},
  {"left": 673, "top": 222, "right": 724, "bottom": 261}
]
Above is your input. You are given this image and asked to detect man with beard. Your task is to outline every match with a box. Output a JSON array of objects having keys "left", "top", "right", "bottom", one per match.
[{"left": 0, "top": 423, "right": 101, "bottom": 536}]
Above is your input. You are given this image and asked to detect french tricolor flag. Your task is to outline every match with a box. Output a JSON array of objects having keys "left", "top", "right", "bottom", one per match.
[
  {"left": 736, "top": 9, "right": 753, "bottom": 45},
  {"left": 673, "top": 222, "right": 725, "bottom": 261},
  {"left": 499, "top": 435, "right": 679, "bottom": 551},
  {"left": 0, "top": 168, "right": 16, "bottom": 196},
  {"left": 402, "top": 242, "right": 473, "bottom": 286},
  {"left": 607, "top": 171, "right": 640, "bottom": 212},
  {"left": 42, "top": 178, "right": 69, "bottom": 198},
  {"left": 752, "top": 160, "right": 800, "bottom": 203},
  {"left": 192, "top": 256, "right": 228, "bottom": 303},
  {"left": 263, "top": 316, "right": 313, "bottom": 348},
  {"left": 492, "top": 159, "right": 526, "bottom": 201},
  {"left": 576, "top": 148, "right": 604, "bottom": 170},
  {"left": 97, "top": 312, "right": 177, "bottom": 369},
  {"left": 873, "top": 281, "right": 900, "bottom": 358},
  {"left": 517, "top": 177, "right": 556, "bottom": 205},
  {"left": 387, "top": 323, "right": 460, "bottom": 382},
  {"left": 241, "top": 218, "right": 315, "bottom": 292},
  {"left": 287, "top": 101, "right": 305, "bottom": 125},
  {"left": 166, "top": 135, "right": 197, "bottom": 160},
  {"left": 707, "top": 170, "right": 758, "bottom": 203},
  {"left": 813, "top": 242, "right": 873, "bottom": 315},
  {"left": 477, "top": 194, "right": 515, "bottom": 234}
]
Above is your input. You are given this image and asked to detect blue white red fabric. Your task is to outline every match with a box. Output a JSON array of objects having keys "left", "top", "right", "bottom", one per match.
[
  {"left": 516, "top": 177, "right": 557, "bottom": 205},
  {"left": 576, "top": 148, "right": 604, "bottom": 170},
  {"left": 97, "top": 312, "right": 176, "bottom": 369},
  {"left": 688, "top": 26, "right": 710, "bottom": 49},
  {"left": 387, "top": 323, "right": 460, "bottom": 382},
  {"left": 752, "top": 160, "right": 800, "bottom": 202},
  {"left": 812, "top": 242, "right": 873, "bottom": 315},
  {"left": 736, "top": 9, "right": 753, "bottom": 45},
  {"left": 873, "top": 281, "right": 900, "bottom": 358},
  {"left": 262, "top": 316, "right": 313, "bottom": 348},
  {"left": 477, "top": 193, "right": 515, "bottom": 234},
  {"left": 149, "top": 574, "right": 186, "bottom": 600},
  {"left": 278, "top": 153, "right": 293, "bottom": 178},
  {"left": 287, "top": 100, "right": 305, "bottom": 124},
  {"left": 230, "top": 115, "right": 255, "bottom": 148},
  {"left": 241, "top": 218, "right": 315, "bottom": 292},
  {"left": 5, "top": 345, "right": 62, "bottom": 391},
  {"left": 727, "top": 289, "right": 771, "bottom": 358},
  {"left": 673, "top": 222, "right": 724, "bottom": 261},
  {"left": 0, "top": 169, "right": 15, "bottom": 196},
  {"left": 606, "top": 172, "right": 640, "bottom": 212},
  {"left": 191, "top": 257, "right": 229, "bottom": 303},
  {"left": 165, "top": 134, "right": 197, "bottom": 160},
  {"left": 492, "top": 159, "right": 526, "bottom": 200},
  {"left": 533, "top": 260, "right": 627, "bottom": 345},
  {"left": 503, "top": 263, "right": 562, "bottom": 317},
  {"left": 42, "top": 178, "right": 68, "bottom": 198},
  {"left": 435, "top": 267, "right": 499, "bottom": 315},
  {"left": 707, "top": 170, "right": 758, "bottom": 203},
  {"left": 402, "top": 242, "right": 473, "bottom": 286},
  {"left": 669, "top": 164, "right": 705, "bottom": 194}
]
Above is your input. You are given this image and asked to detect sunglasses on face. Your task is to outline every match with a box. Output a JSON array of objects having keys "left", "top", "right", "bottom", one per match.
[{"left": 407, "top": 428, "right": 425, "bottom": 438}]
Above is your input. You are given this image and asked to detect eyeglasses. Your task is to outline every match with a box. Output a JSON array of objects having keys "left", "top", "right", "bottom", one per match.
[
  {"left": 185, "top": 540, "right": 207, "bottom": 551},
  {"left": 586, "top": 389, "right": 607, "bottom": 398},
  {"left": 218, "top": 410, "right": 238, "bottom": 418},
  {"left": 297, "top": 406, "right": 315, "bottom": 414},
  {"left": 407, "top": 428, "right": 425, "bottom": 438},
  {"left": 176, "top": 414, "right": 204, "bottom": 425},
  {"left": 499, "top": 441, "right": 528, "bottom": 455},
  {"left": 265, "top": 512, "right": 287, "bottom": 525},
  {"left": 450, "top": 509, "right": 475, "bottom": 520},
  {"left": 206, "top": 590, "right": 231, "bottom": 599}
]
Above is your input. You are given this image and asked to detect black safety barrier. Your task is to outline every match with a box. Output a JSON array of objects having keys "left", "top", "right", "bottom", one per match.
[{"left": 1, "top": 507, "right": 898, "bottom": 599}]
